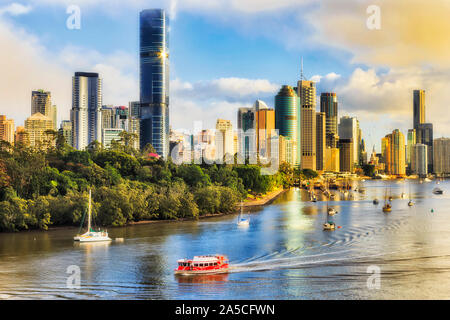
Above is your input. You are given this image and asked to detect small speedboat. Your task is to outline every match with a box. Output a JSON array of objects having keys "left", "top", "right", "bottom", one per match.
[
  {"left": 175, "top": 255, "right": 229, "bottom": 275},
  {"left": 433, "top": 187, "right": 444, "bottom": 195},
  {"left": 323, "top": 222, "right": 336, "bottom": 231}
]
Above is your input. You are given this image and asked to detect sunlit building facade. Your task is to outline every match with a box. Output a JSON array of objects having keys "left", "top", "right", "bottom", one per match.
[
  {"left": 71, "top": 72, "right": 102, "bottom": 150},
  {"left": 296, "top": 80, "right": 316, "bottom": 170},
  {"left": 25, "top": 113, "right": 54, "bottom": 148},
  {"left": 0, "top": 115, "right": 15, "bottom": 145},
  {"left": 433, "top": 137, "right": 450, "bottom": 175}
]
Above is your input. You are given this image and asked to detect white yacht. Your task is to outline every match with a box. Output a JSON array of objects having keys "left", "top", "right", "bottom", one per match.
[{"left": 74, "top": 189, "right": 112, "bottom": 242}]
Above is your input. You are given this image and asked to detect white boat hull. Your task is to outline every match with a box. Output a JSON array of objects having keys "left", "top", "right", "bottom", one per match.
[{"left": 74, "top": 232, "right": 112, "bottom": 242}]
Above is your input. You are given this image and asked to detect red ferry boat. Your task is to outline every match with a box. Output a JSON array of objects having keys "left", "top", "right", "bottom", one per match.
[{"left": 174, "top": 254, "right": 229, "bottom": 275}]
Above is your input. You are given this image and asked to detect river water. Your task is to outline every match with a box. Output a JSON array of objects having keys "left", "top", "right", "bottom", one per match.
[{"left": 1, "top": 179, "right": 450, "bottom": 300}]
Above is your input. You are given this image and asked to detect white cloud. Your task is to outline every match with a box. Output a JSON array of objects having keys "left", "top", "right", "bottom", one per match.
[
  {"left": 0, "top": 3, "right": 32, "bottom": 16},
  {"left": 171, "top": 77, "right": 278, "bottom": 102},
  {"left": 0, "top": 19, "right": 138, "bottom": 127}
]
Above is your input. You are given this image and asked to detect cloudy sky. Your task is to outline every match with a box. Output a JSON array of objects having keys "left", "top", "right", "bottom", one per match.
[{"left": 1, "top": 0, "right": 449, "bottom": 151}]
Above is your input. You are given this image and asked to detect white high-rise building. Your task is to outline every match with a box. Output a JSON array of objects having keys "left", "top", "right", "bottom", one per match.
[
  {"left": 216, "top": 119, "right": 234, "bottom": 161},
  {"left": 71, "top": 72, "right": 102, "bottom": 150}
]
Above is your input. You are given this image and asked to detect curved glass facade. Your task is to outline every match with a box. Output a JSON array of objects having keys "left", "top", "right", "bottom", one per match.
[
  {"left": 275, "top": 85, "right": 300, "bottom": 166},
  {"left": 139, "top": 9, "right": 169, "bottom": 157}
]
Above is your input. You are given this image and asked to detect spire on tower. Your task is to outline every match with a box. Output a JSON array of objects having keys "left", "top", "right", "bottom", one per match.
[{"left": 300, "top": 57, "right": 304, "bottom": 80}]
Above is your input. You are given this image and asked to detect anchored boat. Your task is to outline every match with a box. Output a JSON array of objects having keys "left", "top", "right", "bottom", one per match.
[
  {"left": 174, "top": 254, "right": 229, "bottom": 275},
  {"left": 237, "top": 202, "right": 250, "bottom": 226},
  {"left": 74, "top": 189, "right": 111, "bottom": 242}
]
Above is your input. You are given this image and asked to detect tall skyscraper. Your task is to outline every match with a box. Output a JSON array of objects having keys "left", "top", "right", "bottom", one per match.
[
  {"left": 384, "top": 129, "right": 406, "bottom": 176},
  {"left": 70, "top": 72, "right": 102, "bottom": 150},
  {"left": 275, "top": 85, "right": 300, "bottom": 167},
  {"left": 433, "top": 138, "right": 450, "bottom": 175},
  {"left": 139, "top": 9, "right": 170, "bottom": 158},
  {"left": 297, "top": 79, "right": 316, "bottom": 170},
  {"left": 316, "top": 112, "right": 326, "bottom": 171},
  {"left": 413, "top": 89, "right": 425, "bottom": 130},
  {"left": 320, "top": 93, "right": 339, "bottom": 148},
  {"left": 0, "top": 115, "right": 15, "bottom": 145}
]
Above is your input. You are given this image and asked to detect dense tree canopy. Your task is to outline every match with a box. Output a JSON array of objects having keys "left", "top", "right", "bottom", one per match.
[{"left": 0, "top": 139, "right": 288, "bottom": 232}]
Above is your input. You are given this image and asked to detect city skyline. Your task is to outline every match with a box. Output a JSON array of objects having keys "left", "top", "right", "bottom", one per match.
[{"left": 1, "top": 1, "right": 450, "bottom": 153}]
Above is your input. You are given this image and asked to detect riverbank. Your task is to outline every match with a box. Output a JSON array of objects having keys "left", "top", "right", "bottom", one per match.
[
  {"left": 127, "top": 187, "right": 288, "bottom": 225},
  {"left": 242, "top": 187, "right": 287, "bottom": 207},
  {"left": 42, "top": 187, "right": 290, "bottom": 231}
]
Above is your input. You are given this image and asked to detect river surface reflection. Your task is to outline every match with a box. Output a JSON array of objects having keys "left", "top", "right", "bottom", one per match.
[{"left": 1, "top": 180, "right": 450, "bottom": 299}]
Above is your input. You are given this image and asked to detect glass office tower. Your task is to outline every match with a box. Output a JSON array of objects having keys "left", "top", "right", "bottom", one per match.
[
  {"left": 275, "top": 85, "right": 300, "bottom": 167},
  {"left": 139, "top": 9, "right": 169, "bottom": 158}
]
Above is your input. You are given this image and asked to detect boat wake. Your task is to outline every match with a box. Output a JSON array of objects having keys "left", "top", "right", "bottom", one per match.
[{"left": 229, "top": 249, "right": 399, "bottom": 274}]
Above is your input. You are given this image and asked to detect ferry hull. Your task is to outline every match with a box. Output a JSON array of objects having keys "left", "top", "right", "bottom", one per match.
[{"left": 174, "top": 268, "right": 229, "bottom": 276}]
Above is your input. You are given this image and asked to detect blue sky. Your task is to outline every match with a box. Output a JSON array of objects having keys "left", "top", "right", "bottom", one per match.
[{"left": 1, "top": 0, "right": 450, "bottom": 152}]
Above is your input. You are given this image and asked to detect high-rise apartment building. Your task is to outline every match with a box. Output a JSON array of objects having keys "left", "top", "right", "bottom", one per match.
[
  {"left": 215, "top": 119, "right": 234, "bottom": 160},
  {"left": 338, "top": 116, "right": 359, "bottom": 167},
  {"left": 417, "top": 123, "right": 433, "bottom": 173},
  {"left": 0, "top": 115, "right": 15, "bottom": 145},
  {"left": 338, "top": 138, "right": 353, "bottom": 173},
  {"left": 316, "top": 112, "right": 326, "bottom": 171},
  {"left": 275, "top": 85, "right": 300, "bottom": 167},
  {"left": 25, "top": 113, "right": 54, "bottom": 148},
  {"left": 320, "top": 93, "right": 339, "bottom": 148},
  {"left": 71, "top": 72, "right": 102, "bottom": 150},
  {"left": 407, "top": 129, "right": 416, "bottom": 169},
  {"left": 411, "top": 143, "right": 428, "bottom": 177},
  {"left": 383, "top": 129, "right": 406, "bottom": 176},
  {"left": 296, "top": 80, "right": 316, "bottom": 170},
  {"left": 31, "top": 90, "right": 57, "bottom": 129},
  {"left": 433, "top": 138, "right": 450, "bottom": 175},
  {"left": 139, "top": 9, "right": 170, "bottom": 158}
]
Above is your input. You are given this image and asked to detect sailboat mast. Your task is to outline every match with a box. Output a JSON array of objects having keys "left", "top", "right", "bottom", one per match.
[{"left": 87, "top": 189, "right": 92, "bottom": 232}]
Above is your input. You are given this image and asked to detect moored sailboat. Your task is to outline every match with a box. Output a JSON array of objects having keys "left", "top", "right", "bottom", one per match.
[{"left": 74, "top": 189, "right": 111, "bottom": 242}]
